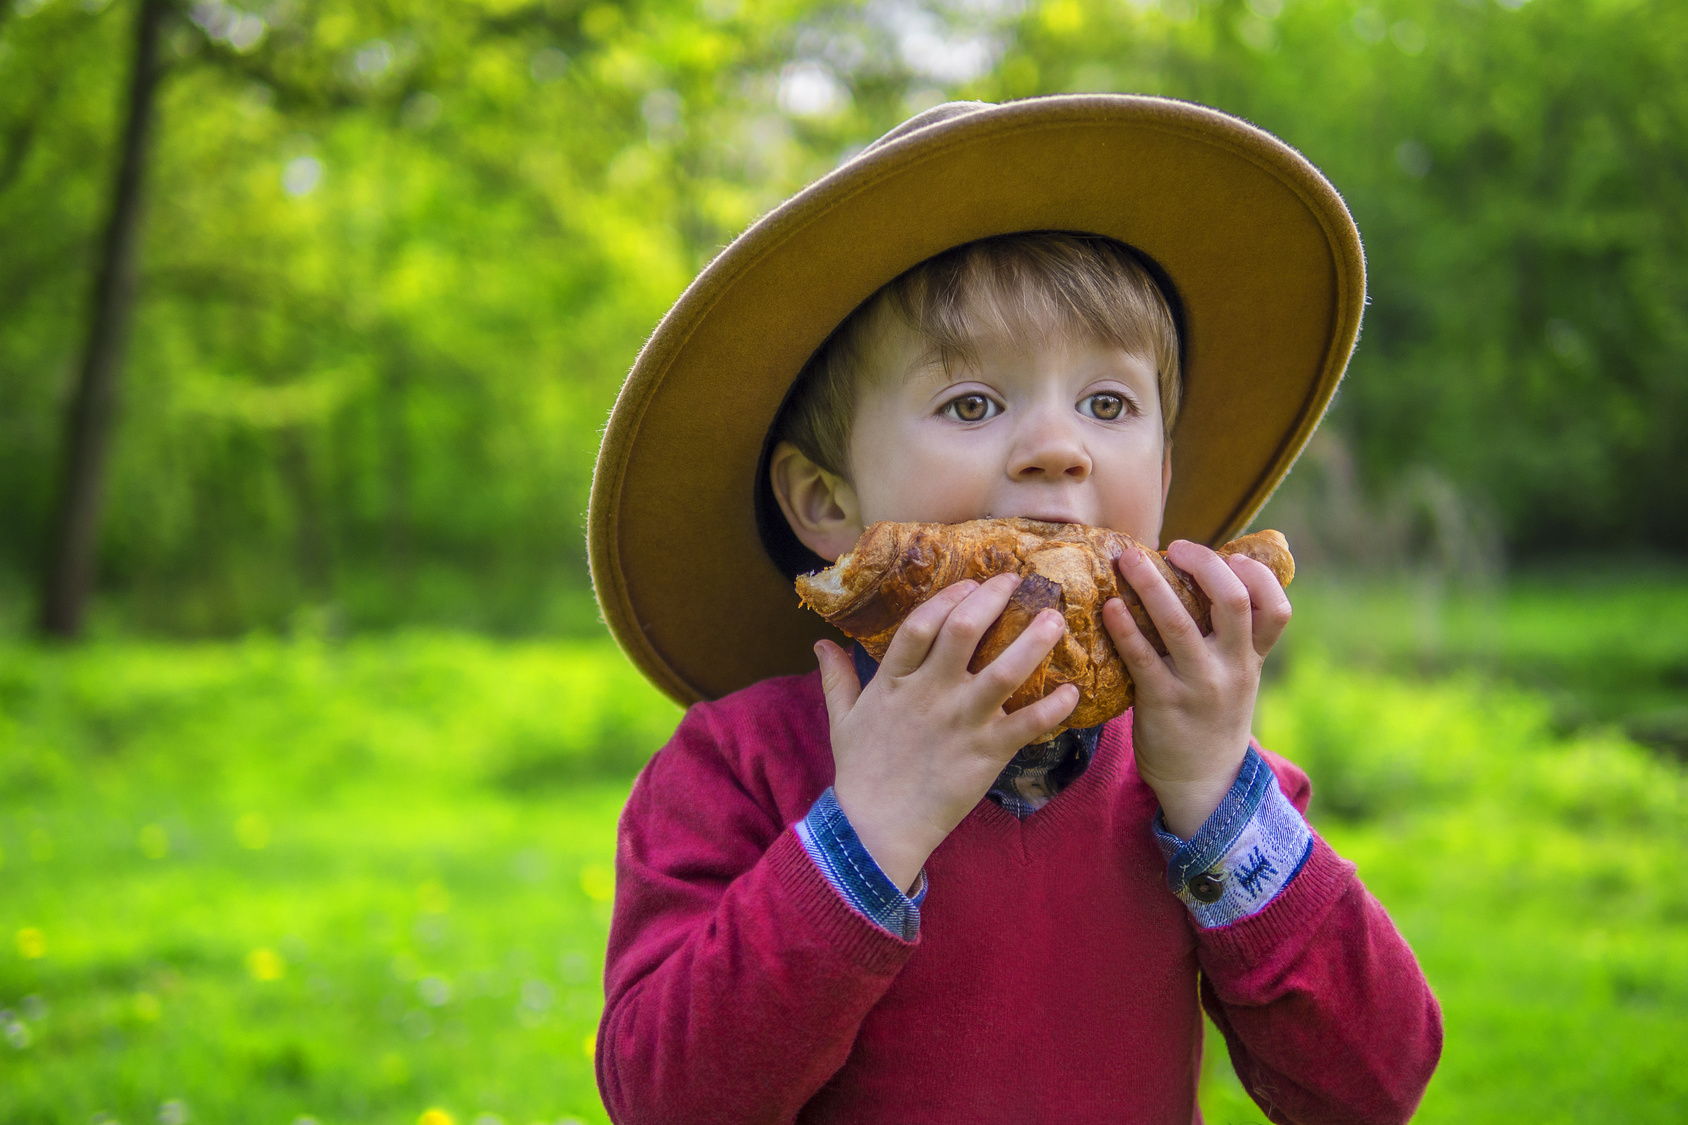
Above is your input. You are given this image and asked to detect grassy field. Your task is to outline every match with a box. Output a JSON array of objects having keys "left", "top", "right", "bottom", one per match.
[{"left": 1, "top": 573, "right": 1686, "bottom": 1123}]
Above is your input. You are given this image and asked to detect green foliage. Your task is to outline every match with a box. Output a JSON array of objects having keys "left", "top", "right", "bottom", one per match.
[
  {"left": 1, "top": 578, "right": 1686, "bottom": 1120},
  {"left": 984, "top": 0, "right": 1688, "bottom": 553},
  {"left": 0, "top": 0, "right": 948, "bottom": 634},
  {"left": 2, "top": 0, "right": 1685, "bottom": 632},
  {"left": 1282, "top": 565, "right": 1688, "bottom": 751}
]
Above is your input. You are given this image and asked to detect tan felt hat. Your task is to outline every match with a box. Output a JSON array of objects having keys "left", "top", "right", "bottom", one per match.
[{"left": 589, "top": 94, "right": 1364, "bottom": 707}]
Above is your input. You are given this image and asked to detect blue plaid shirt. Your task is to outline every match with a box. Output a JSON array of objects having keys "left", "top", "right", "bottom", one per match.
[{"left": 795, "top": 646, "right": 1312, "bottom": 938}]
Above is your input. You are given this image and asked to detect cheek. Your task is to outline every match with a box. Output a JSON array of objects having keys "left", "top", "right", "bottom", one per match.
[
  {"left": 1093, "top": 442, "right": 1168, "bottom": 537},
  {"left": 851, "top": 425, "right": 1000, "bottom": 522}
]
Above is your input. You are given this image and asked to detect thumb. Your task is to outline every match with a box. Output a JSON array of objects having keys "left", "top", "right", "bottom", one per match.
[{"left": 814, "top": 640, "right": 862, "bottom": 727}]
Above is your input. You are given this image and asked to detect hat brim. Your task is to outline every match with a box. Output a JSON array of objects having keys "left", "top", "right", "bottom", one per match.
[{"left": 590, "top": 94, "right": 1364, "bottom": 706}]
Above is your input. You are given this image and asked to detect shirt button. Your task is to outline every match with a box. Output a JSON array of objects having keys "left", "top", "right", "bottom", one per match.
[{"left": 1187, "top": 873, "right": 1225, "bottom": 904}]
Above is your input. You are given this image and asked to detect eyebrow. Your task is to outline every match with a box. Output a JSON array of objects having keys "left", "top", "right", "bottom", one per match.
[{"left": 901, "top": 352, "right": 949, "bottom": 382}]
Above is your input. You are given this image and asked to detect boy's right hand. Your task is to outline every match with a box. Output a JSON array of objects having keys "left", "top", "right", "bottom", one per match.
[{"left": 814, "top": 573, "right": 1079, "bottom": 895}]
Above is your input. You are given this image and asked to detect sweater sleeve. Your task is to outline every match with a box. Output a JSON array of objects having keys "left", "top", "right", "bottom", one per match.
[
  {"left": 1194, "top": 750, "right": 1443, "bottom": 1125},
  {"left": 596, "top": 703, "right": 918, "bottom": 1125}
]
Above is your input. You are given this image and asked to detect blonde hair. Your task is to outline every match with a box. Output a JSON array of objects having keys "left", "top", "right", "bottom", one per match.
[{"left": 776, "top": 232, "right": 1183, "bottom": 477}]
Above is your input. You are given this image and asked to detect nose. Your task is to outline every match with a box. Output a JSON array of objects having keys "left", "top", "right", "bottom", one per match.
[{"left": 1007, "top": 407, "right": 1092, "bottom": 482}]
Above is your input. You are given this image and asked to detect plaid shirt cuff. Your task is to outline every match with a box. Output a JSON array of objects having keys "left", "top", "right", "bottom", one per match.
[
  {"left": 1152, "top": 746, "right": 1314, "bottom": 928},
  {"left": 796, "top": 786, "right": 926, "bottom": 942}
]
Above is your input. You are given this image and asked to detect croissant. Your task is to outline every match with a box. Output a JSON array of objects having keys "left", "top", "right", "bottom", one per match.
[{"left": 796, "top": 519, "right": 1294, "bottom": 739}]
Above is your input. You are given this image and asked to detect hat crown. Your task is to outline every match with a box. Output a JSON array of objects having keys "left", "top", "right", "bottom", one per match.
[{"left": 860, "top": 101, "right": 994, "bottom": 158}]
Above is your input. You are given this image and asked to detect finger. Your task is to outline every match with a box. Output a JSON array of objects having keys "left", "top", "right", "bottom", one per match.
[
  {"left": 1228, "top": 554, "right": 1293, "bottom": 657},
  {"left": 1166, "top": 539, "right": 1254, "bottom": 657},
  {"left": 878, "top": 579, "right": 978, "bottom": 677},
  {"left": 971, "top": 607, "right": 1067, "bottom": 711},
  {"left": 1101, "top": 597, "right": 1175, "bottom": 691},
  {"left": 1115, "top": 547, "right": 1205, "bottom": 665},
  {"left": 924, "top": 572, "right": 1023, "bottom": 674},
  {"left": 814, "top": 640, "right": 861, "bottom": 727},
  {"left": 997, "top": 683, "right": 1080, "bottom": 748}
]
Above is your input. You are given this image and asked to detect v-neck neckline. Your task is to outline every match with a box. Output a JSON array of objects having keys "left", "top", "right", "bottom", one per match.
[{"left": 969, "top": 713, "right": 1129, "bottom": 838}]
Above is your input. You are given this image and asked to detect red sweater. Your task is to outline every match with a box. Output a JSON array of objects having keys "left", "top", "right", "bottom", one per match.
[{"left": 598, "top": 672, "right": 1440, "bottom": 1124}]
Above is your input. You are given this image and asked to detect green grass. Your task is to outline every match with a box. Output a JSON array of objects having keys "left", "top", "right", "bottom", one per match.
[
  {"left": 1, "top": 576, "right": 1686, "bottom": 1123},
  {"left": 0, "top": 636, "right": 682, "bottom": 1125}
]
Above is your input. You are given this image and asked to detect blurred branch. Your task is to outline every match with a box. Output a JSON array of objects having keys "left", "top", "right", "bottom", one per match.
[{"left": 0, "top": 79, "right": 58, "bottom": 200}]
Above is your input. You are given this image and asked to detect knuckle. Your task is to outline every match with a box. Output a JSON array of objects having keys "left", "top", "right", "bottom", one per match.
[
  {"left": 1118, "top": 633, "right": 1154, "bottom": 660},
  {"left": 903, "top": 601, "right": 940, "bottom": 629},
  {"left": 901, "top": 617, "right": 940, "bottom": 645},
  {"left": 1127, "top": 624, "right": 1163, "bottom": 653},
  {"left": 903, "top": 614, "right": 936, "bottom": 637},
  {"left": 1162, "top": 614, "right": 1198, "bottom": 641}
]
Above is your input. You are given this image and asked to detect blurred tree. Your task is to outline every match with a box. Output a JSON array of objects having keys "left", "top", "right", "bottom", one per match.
[
  {"left": 38, "top": 0, "right": 169, "bottom": 637},
  {"left": 0, "top": 0, "right": 1683, "bottom": 638}
]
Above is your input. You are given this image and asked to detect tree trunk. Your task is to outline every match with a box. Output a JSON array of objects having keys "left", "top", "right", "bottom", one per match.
[
  {"left": 279, "top": 425, "right": 332, "bottom": 597},
  {"left": 381, "top": 361, "right": 413, "bottom": 579},
  {"left": 38, "top": 0, "right": 170, "bottom": 637}
]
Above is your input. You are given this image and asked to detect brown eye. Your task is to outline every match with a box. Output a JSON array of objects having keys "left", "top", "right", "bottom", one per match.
[
  {"left": 943, "top": 394, "right": 999, "bottom": 422},
  {"left": 1081, "top": 393, "right": 1125, "bottom": 421}
]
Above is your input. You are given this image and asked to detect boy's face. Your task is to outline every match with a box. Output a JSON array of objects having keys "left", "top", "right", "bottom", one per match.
[{"left": 772, "top": 318, "right": 1172, "bottom": 561}]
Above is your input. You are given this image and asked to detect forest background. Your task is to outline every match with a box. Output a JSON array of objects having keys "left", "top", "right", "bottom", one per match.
[
  {"left": 2, "top": 0, "right": 1687, "bottom": 1122},
  {"left": 4, "top": 0, "right": 1686, "bottom": 633}
]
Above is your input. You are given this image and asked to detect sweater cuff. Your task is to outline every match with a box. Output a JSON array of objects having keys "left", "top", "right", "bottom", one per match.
[
  {"left": 797, "top": 787, "right": 925, "bottom": 941},
  {"left": 764, "top": 830, "right": 918, "bottom": 976},
  {"left": 1153, "top": 747, "right": 1313, "bottom": 929},
  {"left": 1191, "top": 836, "right": 1355, "bottom": 970}
]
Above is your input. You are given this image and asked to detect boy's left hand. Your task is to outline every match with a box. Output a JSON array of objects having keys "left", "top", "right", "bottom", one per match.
[{"left": 1102, "top": 540, "right": 1292, "bottom": 840}]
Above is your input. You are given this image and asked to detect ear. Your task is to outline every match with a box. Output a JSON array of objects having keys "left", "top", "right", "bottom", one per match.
[{"left": 769, "top": 441, "right": 865, "bottom": 562}]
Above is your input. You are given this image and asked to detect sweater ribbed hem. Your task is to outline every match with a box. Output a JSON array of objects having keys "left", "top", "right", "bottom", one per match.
[
  {"left": 766, "top": 828, "right": 918, "bottom": 975},
  {"left": 1193, "top": 836, "right": 1354, "bottom": 970}
]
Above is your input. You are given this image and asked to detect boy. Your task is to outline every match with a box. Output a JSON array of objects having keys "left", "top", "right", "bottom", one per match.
[{"left": 588, "top": 97, "right": 1440, "bottom": 1124}]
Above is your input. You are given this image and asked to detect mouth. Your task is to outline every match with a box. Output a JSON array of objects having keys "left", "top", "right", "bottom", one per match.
[{"left": 990, "top": 510, "right": 1087, "bottom": 526}]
